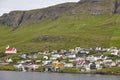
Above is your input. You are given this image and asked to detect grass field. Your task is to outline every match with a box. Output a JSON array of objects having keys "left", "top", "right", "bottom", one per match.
[{"left": 0, "top": 13, "right": 120, "bottom": 52}]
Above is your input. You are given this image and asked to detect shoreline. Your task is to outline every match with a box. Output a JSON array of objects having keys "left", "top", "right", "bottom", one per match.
[
  {"left": 0, "top": 70, "right": 120, "bottom": 75},
  {"left": 59, "top": 72, "right": 120, "bottom": 75}
]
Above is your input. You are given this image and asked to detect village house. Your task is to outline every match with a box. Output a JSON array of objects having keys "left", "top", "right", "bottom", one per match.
[
  {"left": 14, "top": 59, "right": 40, "bottom": 72},
  {"left": 116, "top": 58, "right": 120, "bottom": 67},
  {"left": 14, "top": 63, "right": 24, "bottom": 71},
  {"left": 59, "top": 53, "right": 66, "bottom": 59},
  {"left": 75, "top": 47, "right": 82, "bottom": 54},
  {"left": 80, "top": 49, "right": 90, "bottom": 54},
  {"left": 5, "top": 45, "right": 17, "bottom": 54},
  {"left": 94, "top": 61, "right": 102, "bottom": 69},
  {"left": 64, "top": 63, "right": 73, "bottom": 68},
  {"left": 0, "top": 58, "right": 12, "bottom": 65},
  {"left": 103, "top": 59, "right": 116, "bottom": 67},
  {"left": 81, "top": 61, "right": 101, "bottom": 71},
  {"left": 95, "top": 59, "right": 103, "bottom": 65},
  {"left": 108, "top": 47, "right": 118, "bottom": 55},
  {"left": 69, "top": 49, "right": 76, "bottom": 54},
  {"left": 86, "top": 55, "right": 107, "bottom": 62},
  {"left": 38, "top": 51, "right": 45, "bottom": 55},
  {"left": 67, "top": 54, "right": 76, "bottom": 58},
  {"left": 59, "top": 50, "right": 67, "bottom": 54},
  {"left": 35, "top": 60, "right": 42, "bottom": 65},
  {"left": 95, "top": 46, "right": 102, "bottom": 53},
  {"left": 89, "top": 63, "right": 100, "bottom": 70},
  {"left": 37, "top": 50, "right": 49, "bottom": 55},
  {"left": 31, "top": 64, "right": 40, "bottom": 71},
  {"left": 76, "top": 57, "right": 85, "bottom": 67},
  {"left": 50, "top": 54, "right": 60, "bottom": 60},
  {"left": 51, "top": 50, "right": 58, "bottom": 54},
  {"left": 42, "top": 60, "right": 51, "bottom": 66},
  {"left": 19, "top": 54, "right": 27, "bottom": 59},
  {"left": 43, "top": 56, "right": 49, "bottom": 60},
  {"left": 6, "top": 58, "right": 13, "bottom": 63},
  {"left": 67, "top": 54, "right": 76, "bottom": 62},
  {"left": 52, "top": 61, "right": 65, "bottom": 71},
  {"left": 86, "top": 55, "right": 98, "bottom": 62},
  {"left": 82, "top": 61, "right": 91, "bottom": 72},
  {"left": 27, "top": 54, "right": 37, "bottom": 59},
  {"left": 101, "top": 48, "right": 108, "bottom": 52},
  {"left": 16, "top": 60, "right": 25, "bottom": 64},
  {"left": 14, "top": 63, "right": 40, "bottom": 72}
]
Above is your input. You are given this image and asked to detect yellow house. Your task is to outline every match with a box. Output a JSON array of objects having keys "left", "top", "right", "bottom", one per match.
[{"left": 52, "top": 61, "right": 65, "bottom": 68}]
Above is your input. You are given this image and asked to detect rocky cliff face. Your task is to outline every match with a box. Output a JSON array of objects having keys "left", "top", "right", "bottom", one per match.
[
  {"left": 114, "top": 0, "right": 120, "bottom": 13},
  {"left": 76, "top": 0, "right": 120, "bottom": 14},
  {"left": 0, "top": 0, "right": 120, "bottom": 27},
  {"left": 0, "top": 3, "right": 76, "bottom": 27}
]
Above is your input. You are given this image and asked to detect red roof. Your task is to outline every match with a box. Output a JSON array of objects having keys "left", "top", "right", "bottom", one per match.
[{"left": 6, "top": 48, "right": 15, "bottom": 51}]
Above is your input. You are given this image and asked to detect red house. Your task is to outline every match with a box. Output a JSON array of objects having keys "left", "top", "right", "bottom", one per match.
[{"left": 5, "top": 45, "right": 17, "bottom": 54}]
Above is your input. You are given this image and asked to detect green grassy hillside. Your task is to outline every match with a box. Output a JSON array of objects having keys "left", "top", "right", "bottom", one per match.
[{"left": 0, "top": 13, "right": 120, "bottom": 52}]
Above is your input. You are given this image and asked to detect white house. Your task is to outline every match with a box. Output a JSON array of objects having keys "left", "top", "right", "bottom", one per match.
[
  {"left": 82, "top": 62, "right": 91, "bottom": 72},
  {"left": 6, "top": 58, "right": 13, "bottom": 63},
  {"left": 42, "top": 60, "right": 51, "bottom": 66},
  {"left": 43, "top": 56, "right": 49, "bottom": 60},
  {"left": 67, "top": 54, "right": 76, "bottom": 58},
  {"left": 69, "top": 49, "right": 75, "bottom": 54},
  {"left": 75, "top": 47, "right": 81, "bottom": 53},
  {"left": 31, "top": 64, "right": 40, "bottom": 70},
  {"left": 86, "top": 55, "right": 107, "bottom": 62},
  {"left": 50, "top": 54, "right": 60, "bottom": 60},
  {"left": 19, "top": 54, "right": 27, "bottom": 59},
  {"left": 108, "top": 47, "right": 118, "bottom": 55},
  {"left": 5, "top": 45, "right": 17, "bottom": 54},
  {"left": 116, "top": 58, "right": 120, "bottom": 66},
  {"left": 86, "top": 55, "right": 98, "bottom": 62},
  {"left": 64, "top": 63, "right": 73, "bottom": 68},
  {"left": 14, "top": 63, "right": 25, "bottom": 71},
  {"left": 103, "top": 59, "right": 116, "bottom": 67}
]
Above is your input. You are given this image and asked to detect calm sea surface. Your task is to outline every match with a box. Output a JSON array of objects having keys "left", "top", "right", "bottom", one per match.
[{"left": 0, "top": 71, "right": 120, "bottom": 80}]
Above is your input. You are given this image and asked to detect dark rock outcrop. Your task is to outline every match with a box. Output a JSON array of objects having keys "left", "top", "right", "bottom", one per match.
[
  {"left": 0, "top": 0, "right": 120, "bottom": 27},
  {"left": 33, "top": 35, "right": 64, "bottom": 41},
  {"left": 76, "top": 0, "right": 120, "bottom": 15},
  {"left": 0, "top": 3, "right": 76, "bottom": 27}
]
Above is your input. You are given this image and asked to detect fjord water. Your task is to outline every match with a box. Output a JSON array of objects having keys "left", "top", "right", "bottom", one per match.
[{"left": 0, "top": 71, "right": 120, "bottom": 80}]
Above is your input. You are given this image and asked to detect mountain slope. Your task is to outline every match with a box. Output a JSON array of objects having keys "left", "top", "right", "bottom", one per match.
[
  {"left": 1, "top": 0, "right": 120, "bottom": 27},
  {"left": 0, "top": 0, "right": 120, "bottom": 52}
]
